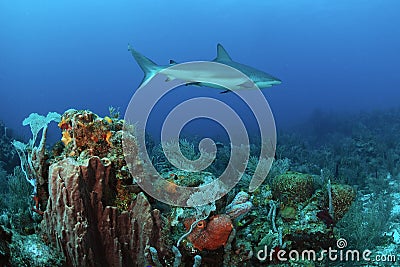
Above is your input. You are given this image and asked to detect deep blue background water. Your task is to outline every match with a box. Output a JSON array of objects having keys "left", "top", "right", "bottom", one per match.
[{"left": 1, "top": 0, "right": 399, "bottom": 142}]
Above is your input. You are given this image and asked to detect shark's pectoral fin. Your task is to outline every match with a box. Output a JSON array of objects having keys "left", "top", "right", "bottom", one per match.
[
  {"left": 238, "top": 80, "right": 255, "bottom": 89},
  {"left": 169, "top": 59, "right": 178, "bottom": 65},
  {"left": 185, "top": 82, "right": 201, "bottom": 86},
  {"left": 165, "top": 75, "right": 176, "bottom": 82}
]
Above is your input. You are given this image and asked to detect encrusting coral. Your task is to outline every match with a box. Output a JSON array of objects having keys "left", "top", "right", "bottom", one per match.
[{"left": 55, "top": 109, "right": 131, "bottom": 183}]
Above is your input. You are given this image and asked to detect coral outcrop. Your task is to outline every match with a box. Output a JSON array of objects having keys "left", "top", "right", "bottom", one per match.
[
  {"left": 41, "top": 110, "right": 168, "bottom": 266},
  {"left": 271, "top": 171, "right": 315, "bottom": 206},
  {"left": 331, "top": 183, "right": 356, "bottom": 221},
  {"left": 8, "top": 108, "right": 359, "bottom": 266}
]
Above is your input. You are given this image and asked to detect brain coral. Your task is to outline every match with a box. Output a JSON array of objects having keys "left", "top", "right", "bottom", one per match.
[
  {"left": 331, "top": 184, "right": 356, "bottom": 221},
  {"left": 271, "top": 171, "right": 315, "bottom": 205}
]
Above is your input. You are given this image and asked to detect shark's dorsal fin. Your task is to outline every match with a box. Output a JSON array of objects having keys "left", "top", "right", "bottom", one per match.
[
  {"left": 215, "top": 44, "right": 233, "bottom": 62},
  {"left": 169, "top": 59, "right": 177, "bottom": 65}
]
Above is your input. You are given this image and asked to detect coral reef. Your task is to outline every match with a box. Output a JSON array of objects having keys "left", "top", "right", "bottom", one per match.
[
  {"left": 9, "top": 230, "right": 64, "bottom": 266},
  {"left": 4, "top": 108, "right": 380, "bottom": 266},
  {"left": 0, "top": 225, "right": 12, "bottom": 266},
  {"left": 0, "top": 120, "right": 18, "bottom": 173},
  {"left": 41, "top": 110, "right": 168, "bottom": 266},
  {"left": 56, "top": 109, "right": 130, "bottom": 181}
]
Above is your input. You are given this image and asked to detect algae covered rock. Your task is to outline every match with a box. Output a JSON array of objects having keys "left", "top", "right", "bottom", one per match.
[
  {"left": 331, "top": 184, "right": 356, "bottom": 221},
  {"left": 271, "top": 171, "right": 315, "bottom": 205},
  {"left": 280, "top": 205, "right": 297, "bottom": 221}
]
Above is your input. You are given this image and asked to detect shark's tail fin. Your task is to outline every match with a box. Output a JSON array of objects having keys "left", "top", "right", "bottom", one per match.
[{"left": 128, "top": 44, "right": 159, "bottom": 87}]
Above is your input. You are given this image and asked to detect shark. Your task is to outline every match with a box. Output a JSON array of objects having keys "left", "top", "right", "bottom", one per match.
[{"left": 128, "top": 43, "right": 281, "bottom": 92}]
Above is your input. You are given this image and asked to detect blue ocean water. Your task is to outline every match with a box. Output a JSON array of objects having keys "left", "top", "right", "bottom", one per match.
[
  {"left": 1, "top": 0, "right": 399, "bottom": 141},
  {"left": 1, "top": 2, "right": 400, "bottom": 266}
]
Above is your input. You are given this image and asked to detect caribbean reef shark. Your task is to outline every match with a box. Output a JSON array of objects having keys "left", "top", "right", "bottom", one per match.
[{"left": 128, "top": 43, "right": 281, "bottom": 92}]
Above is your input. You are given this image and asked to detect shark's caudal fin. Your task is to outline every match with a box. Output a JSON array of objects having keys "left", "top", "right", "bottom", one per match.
[
  {"left": 128, "top": 44, "right": 160, "bottom": 87},
  {"left": 215, "top": 43, "right": 233, "bottom": 62}
]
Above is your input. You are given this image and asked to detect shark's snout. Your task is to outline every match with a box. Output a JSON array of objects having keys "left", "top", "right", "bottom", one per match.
[
  {"left": 272, "top": 79, "right": 282, "bottom": 85},
  {"left": 255, "top": 78, "right": 281, "bottom": 88}
]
